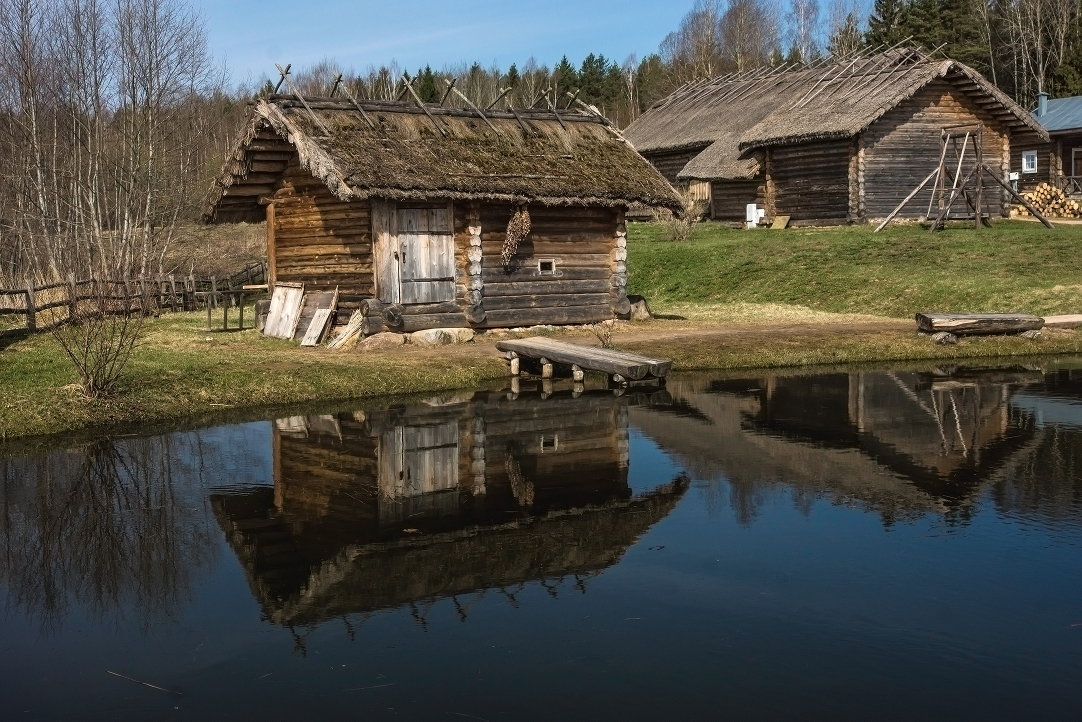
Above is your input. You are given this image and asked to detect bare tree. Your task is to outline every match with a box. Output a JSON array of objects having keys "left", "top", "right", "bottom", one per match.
[
  {"left": 660, "top": 0, "right": 727, "bottom": 83},
  {"left": 720, "top": 0, "right": 780, "bottom": 71},
  {"left": 787, "top": 0, "right": 821, "bottom": 63}
]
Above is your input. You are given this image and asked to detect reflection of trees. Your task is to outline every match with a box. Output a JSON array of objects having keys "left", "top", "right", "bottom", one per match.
[
  {"left": 0, "top": 435, "right": 216, "bottom": 632},
  {"left": 993, "top": 426, "right": 1082, "bottom": 525}
]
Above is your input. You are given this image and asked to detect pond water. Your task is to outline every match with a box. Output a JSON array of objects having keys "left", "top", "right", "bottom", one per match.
[{"left": 2, "top": 363, "right": 1082, "bottom": 720}]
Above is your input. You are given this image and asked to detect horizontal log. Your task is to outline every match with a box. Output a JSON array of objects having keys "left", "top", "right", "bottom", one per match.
[
  {"left": 478, "top": 267, "right": 612, "bottom": 283},
  {"left": 398, "top": 313, "right": 468, "bottom": 332},
  {"left": 275, "top": 243, "right": 371, "bottom": 258},
  {"left": 482, "top": 279, "right": 612, "bottom": 296},
  {"left": 480, "top": 305, "right": 612, "bottom": 328},
  {"left": 223, "top": 183, "right": 277, "bottom": 197},
  {"left": 400, "top": 300, "right": 461, "bottom": 315},
  {"left": 915, "top": 312, "right": 1044, "bottom": 335},
  {"left": 482, "top": 293, "right": 613, "bottom": 311}
]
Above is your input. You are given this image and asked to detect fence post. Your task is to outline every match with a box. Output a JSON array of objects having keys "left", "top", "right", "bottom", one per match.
[
  {"left": 25, "top": 280, "right": 36, "bottom": 332},
  {"left": 67, "top": 274, "right": 77, "bottom": 323}
]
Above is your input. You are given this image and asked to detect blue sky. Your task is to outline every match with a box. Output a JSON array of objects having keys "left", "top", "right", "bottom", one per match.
[{"left": 198, "top": 0, "right": 692, "bottom": 87}]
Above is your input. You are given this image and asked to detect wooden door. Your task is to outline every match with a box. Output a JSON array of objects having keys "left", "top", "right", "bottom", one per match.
[
  {"left": 371, "top": 199, "right": 400, "bottom": 304},
  {"left": 378, "top": 421, "right": 460, "bottom": 499},
  {"left": 397, "top": 206, "right": 455, "bottom": 304}
]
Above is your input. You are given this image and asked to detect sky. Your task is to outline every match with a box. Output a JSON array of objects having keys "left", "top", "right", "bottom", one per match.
[{"left": 197, "top": 0, "right": 692, "bottom": 87}]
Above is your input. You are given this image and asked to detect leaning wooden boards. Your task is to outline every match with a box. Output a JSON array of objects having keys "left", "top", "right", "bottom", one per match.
[
  {"left": 264, "top": 282, "right": 304, "bottom": 339},
  {"left": 915, "top": 312, "right": 1044, "bottom": 335}
]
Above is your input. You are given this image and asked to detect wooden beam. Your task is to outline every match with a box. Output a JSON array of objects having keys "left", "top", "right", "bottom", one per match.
[
  {"left": 443, "top": 78, "right": 501, "bottom": 136},
  {"left": 402, "top": 73, "right": 447, "bottom": 137}
]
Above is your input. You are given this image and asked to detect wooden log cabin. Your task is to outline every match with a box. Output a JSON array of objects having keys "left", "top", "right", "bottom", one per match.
[
  {"left": 203, "top": 94, "right": 680, "bottom": 330},
  {"left": 624, "top": 47, "right": 1047, "bottom": 226},
  {"left": 1011, "top": 92, "right": 1082, "bottom": 194},
  {"left": 210, "top": 386, "right": 686, "bottom": 628}
]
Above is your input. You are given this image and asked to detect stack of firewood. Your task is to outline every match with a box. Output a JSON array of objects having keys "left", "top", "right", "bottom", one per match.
[{"left": 1014, "top": 182, "right": 1082, "bottom": 218}]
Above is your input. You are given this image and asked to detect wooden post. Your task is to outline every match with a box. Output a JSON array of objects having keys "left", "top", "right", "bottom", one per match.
[
  {"left": 572, "top": 364, "right": 584, "bottom": 382},
  {"left": 206, "top": 296, "right": 212, "bottom": 331},
  {"left": 239, "top": 292, "right": 245, "bottom": 330},
  {"left": 509, "top": 352, "right": 520, "bottom": 376},
  {"left": 975, "top": 122, "right": 983, "bottom": 231},
  {"left": 25, "top": 280, "right": 36, "bottom": 331},
  {"left": 540, "top": 357, "right": 553, "bottom": 379},
  {"left": 210, "top": 276, "right": 217, "bottom": 310},
  {"left": 67, "top": 274, "right": 77, "bottom": 323},
  {"left": 935, "top": 131, "right": 947, "bottom": 218},
  {"left": 267, "top": 202, "right": 277, "bottom": 286},
  {"left": 222, "top": 293, "right": 229, "bottom": 331}
]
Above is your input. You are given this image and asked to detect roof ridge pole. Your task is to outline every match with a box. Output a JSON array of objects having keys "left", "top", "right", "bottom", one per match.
[
  {"left": 273, "top": 63, "right": 291, "bottom": 92},
  {"left": 542, "top": 92, "right": 569, "bottom": 132},
  {"left": 564, "top": 89, "right": 581, "bottom": 110},
  {"left": 440, "top": 77, "right": 457, "bottom": 106},
  {"left": 275, "top": 63, "right": 332, "bottom": 135},
  {"left": 339, "top": 83, "right": 378, "bottom": 131},
  {"left": 529, "top": 88, "right": 552, "bottom": 108},
  {"left": 485, "top": 87, "right": 512, "bottom": 111},
  {"left": 837, "top": 40, "right": 913, "bottom": 100},
  {"left": 402, "top": 73, "right": 448, "bottom": 137},
  {"left": 442, "top": 78, "right": 503, "bottom": 137},
  {"left": 564, "top": 93, "right": 632, "bottom": 146},
  {"left": 330, "top": 73, "right": 343, "bottom": 97}
]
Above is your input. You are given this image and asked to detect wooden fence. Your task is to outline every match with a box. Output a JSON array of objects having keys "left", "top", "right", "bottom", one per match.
[{"left": 0, "top": 261, "right": 266, "bottom": 334}]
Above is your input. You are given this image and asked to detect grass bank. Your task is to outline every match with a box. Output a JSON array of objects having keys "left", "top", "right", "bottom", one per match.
[
  {"left": 627, "top": 220, "right": 1082, "bottom": 317},
  {"left": 4, "top": 220, "right": 1082, "bottom": 441},
  {"left": 0, "top": 311, "right": 506, "bottom": 441}
]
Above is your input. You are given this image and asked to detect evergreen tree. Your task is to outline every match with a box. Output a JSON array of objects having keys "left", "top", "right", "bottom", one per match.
[
  {"left": 865, "top": 0, "right": 908, "bottom": 47},
  {"left": 828, "top": 12, "right": 864, "bottom": 57},
  {"left": 635, "top": 54, "right": 669, "bottom": 112},
  {"left": 553, "top": 56, "right": 579, "bottom": 97},
  {"left": 506, "top": 63, "right": 520, "bottom": 89},
  {"left": 904, "top": 0, "right": 946, "bottom": 50},
  {"left": 414, "top": 65, "right": 440, "bottom": 103}
]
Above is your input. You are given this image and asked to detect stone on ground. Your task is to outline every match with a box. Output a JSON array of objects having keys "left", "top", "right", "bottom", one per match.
[
  {"left": 932, "top": 331, "right": 958, "bottom": 345},
  {"left": 628, "top": 295, "right": 653, "bottom": 321},
  {"left": 410, "top": 328, "right": 475, "bottom": 346},
  {"left": 357, "top": 332, "right": 406, "bottom": 351}
]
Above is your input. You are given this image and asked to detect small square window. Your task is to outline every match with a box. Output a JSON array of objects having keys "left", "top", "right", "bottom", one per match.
[
  {"left": 537, "top": 258, "right": 556, "bottom": 275},
  {"left": 1022, "top": 151, "right": 1038, "bottom": 174}
]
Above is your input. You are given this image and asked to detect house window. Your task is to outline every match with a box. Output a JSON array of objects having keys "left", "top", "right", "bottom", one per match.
[
  {"left": 1022, "top": 151, "right": 1038, "bottom": 174},
  {"left": 537, "top": 258, "right": 557, "bottom": 275}
]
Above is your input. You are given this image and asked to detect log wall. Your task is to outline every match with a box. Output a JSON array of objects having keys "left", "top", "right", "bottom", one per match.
[
  {"left": 861, "top": 81, "right": 1009, "bottom": 219},
  {"left": 271, "top": 159, "right": 373, "bottom": 319},
  {"left": 710, "top": 179, "right": 764, "bottom": 222},
  {"left": 458, "top": 202, "right": 620, "bottom": 328},
  {"left": 642, "top": 147, "right": 707, "bottom": 185},
  {"left": 770, "top": 140, "right": 851, "bottom": 221},
  {"left": 1010, "top": 130, "right": 1054, "bottom": 189}
]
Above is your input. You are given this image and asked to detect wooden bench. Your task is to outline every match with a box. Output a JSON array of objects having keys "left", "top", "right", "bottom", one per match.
[{"left": 496, "top": 337, "right": 671, "bottom": 386}]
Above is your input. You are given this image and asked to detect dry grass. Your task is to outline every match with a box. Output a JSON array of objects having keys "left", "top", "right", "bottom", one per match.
[{"left": 163, "top": 222, "right": 266, "bottom": 277}]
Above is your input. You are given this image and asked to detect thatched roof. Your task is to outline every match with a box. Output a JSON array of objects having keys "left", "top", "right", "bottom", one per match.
[
  {"left": 204, "top": 96, "right": 681, "bottom": 222},
  {"left": 624, "top": 47, "right": 1048, "bottom": 181},
  {"left": 213, "top": 479, "right": 687, "bottom": 628}
]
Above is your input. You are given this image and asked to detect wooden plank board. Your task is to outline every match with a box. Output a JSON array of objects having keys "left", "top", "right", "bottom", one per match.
[
  {"left": 264, "top": 282, "right": 304, "bottom": 339},
  {"left": 495, "top": 337, "right": 671, "bottom": 380},
  {"left": 770, "top": 215, "right": 791, "bottom": 229},
  {"left": 300, "top": 308, "right": 334, "bottom": 346},
  {"left": 292, "top": 289, "right": 339, "bottom": 342},
  {"left": 915, "top": 312, "right": 1044, "bottom": 335}
]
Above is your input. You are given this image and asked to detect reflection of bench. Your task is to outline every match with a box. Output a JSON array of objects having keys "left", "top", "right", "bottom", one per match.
[{"left": 496, "top": 337, "right": 671, "bottom": 386}]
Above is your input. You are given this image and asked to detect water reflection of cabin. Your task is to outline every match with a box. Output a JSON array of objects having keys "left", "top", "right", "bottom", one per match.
[
  {"left": 212, "top": 388, "right": 686, "bottom": 627},
  {"left": 632, "top": 370, "right": 1041, "bottom": 517}
]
